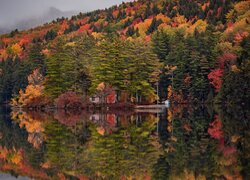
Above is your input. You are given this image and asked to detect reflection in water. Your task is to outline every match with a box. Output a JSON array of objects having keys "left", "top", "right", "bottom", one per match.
[{"left": 0, "top": 105, "right": 249, "bottom": 179}]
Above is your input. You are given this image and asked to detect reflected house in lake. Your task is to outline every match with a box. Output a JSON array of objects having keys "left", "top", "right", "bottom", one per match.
[
  {"left": 89, "top": 96, "right": 100, "bottom": 104},
  {"left": 90, "top": 113, "right": 117, "bottom": 127},
  {"left": 90, "top": 113, "right": 117, "bottom": 135},
  {"left": 90, "top": 114, "right": 100, "bottom": 121},
  {"left": 89, "top": 111, "right": 151, "bottom": 132},
  {"left": 89, "top": 112, "right": 145, "bottom": 135}
]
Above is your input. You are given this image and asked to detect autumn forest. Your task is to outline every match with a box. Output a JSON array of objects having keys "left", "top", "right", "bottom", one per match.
[
  {"left": 0, "top": 0, "right": 250, "bottom": 179},
  {"left": 0, "top": 0, "right": 249, "bottom": 108}
]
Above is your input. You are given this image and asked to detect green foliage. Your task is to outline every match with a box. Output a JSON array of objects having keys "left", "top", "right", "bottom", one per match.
[
  {"left": 9, "top": 29, "right": 19, "bottom": 38},
  {"left": 28, "top": 43, "right": 46, "bottom": 75},
  {"left": 0, "top": 58, "right": 32, "bottom": 103},
  {"left": 44, "top": 29, "right": 57, "bottom": 41},
  {"left": 91, "top": 35, "right": 162, "bottom": 100},
  {"left": 0, "top": 0, "right": 249, "bottom": 105},
  {"left": 219, "top": 69, "right": 250, "bottom": 104},
  {"left": 144, "top": 3, "right": 152, "bottom": 19},
  {"left": 64, "top": 23, "right": 80, "bottom": 34},
  {"left": 151, "top": 28, "right": 219, "bottom": 102},
  {"left": 45, "top": 40, "right": 67, "bottom": 98},
  {"left": 123, "top": 18, "right": 133, "bottom": 28},
  {"left": 44, "top": 119, "right": 85, "bottom": 172},
  {"left": 151, "top": 29, "right": 171, "bottom": 61},
  {"left": 218, "top": 36, "right": 250, "bottom": 104},
  {"left": 82, "top": 118, "right": 159, "bottom": 178},
  {"left": 45, "top": 34, "right": 95, "bottom": 98},
  {"left": 126, "top": 26, "right": 135, "bottom": 36},
  {"left": 64, "top": 34, "right": 95, "bottom": 95},
  {"left": 146, "top": 18, "right": 163, "bottom": 35}
]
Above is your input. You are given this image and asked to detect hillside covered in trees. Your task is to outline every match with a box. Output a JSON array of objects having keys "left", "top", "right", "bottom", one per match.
[{"left": 0, "top": 0, "right": 249, "bottom": 108}]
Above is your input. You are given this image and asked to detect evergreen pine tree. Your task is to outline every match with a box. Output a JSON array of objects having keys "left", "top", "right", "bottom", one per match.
[
  {"left": 28, "top": 43, "right": 46, "bottom": 75},
  {"left": 152, "top": 29, "right": 171, "bottom": 61},
  {"left": 45, "top": 40, "right": 67, "bottom": 98}
]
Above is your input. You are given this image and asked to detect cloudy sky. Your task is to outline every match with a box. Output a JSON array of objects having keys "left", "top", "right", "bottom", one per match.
[{"left": 0, "top": 0, "right": 133, "bottom": 27}]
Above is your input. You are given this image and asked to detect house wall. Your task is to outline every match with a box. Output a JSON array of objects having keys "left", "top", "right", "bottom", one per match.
[{"left": 89, "top": 96, "right": 100, "bottom": 104}]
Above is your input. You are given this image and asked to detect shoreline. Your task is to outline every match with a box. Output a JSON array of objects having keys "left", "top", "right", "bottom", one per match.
[{"left": 8, "top": 101, "right": 249, "bottom": 112}]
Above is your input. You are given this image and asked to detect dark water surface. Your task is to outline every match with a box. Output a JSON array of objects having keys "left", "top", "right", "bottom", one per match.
[{"left": 0, "top": 105, "right": 249, "bottom": 180}]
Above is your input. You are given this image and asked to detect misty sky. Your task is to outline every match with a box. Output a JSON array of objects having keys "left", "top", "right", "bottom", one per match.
[{"left": 0, "top": 0, "right": 133, "bottom": 26}]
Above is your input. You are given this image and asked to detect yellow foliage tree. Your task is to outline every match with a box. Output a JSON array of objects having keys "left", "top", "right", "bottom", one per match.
[
  {"left": 134, "top": 18, "right": 153, "bottom": 36},
  {"left": 231, "top": 65, "right": 241, "bottom": 73},
  {"left": 156, "top": 13, "right": 170, "bottom": 24},
  {"left": 11, "top": 111, "right": 46, "bottom": 149},
  {"left": 167, "top": 85, "right": 173, "bottom": 99},
  {"left": 234, "top": 1, "right": 250, "bottom": 15},
  {"left": 188, "top": 19, "right": 207, "bottom": 34},
  {"left": 17, "top": 85, "right": 44, "bottom": 106},
  {"left": 7, "top": 43, "right": 23, "bottom": 57},
  {"left": 92, "top": 32, "right": 103, "bottom": 39},
  {"left": 12, "top": 43, "right": 23, "bottom": 56},
  {"left": 173, "top": 14, "right": 187, "bottom": 25},
  {"left": 11, "top": 69, "right": 44, "bottom": 107},
  {"left": 224, "top": 1, "right": 250, "bottom": 40},
  {"left": 11, "top": 150, "right": 23, "bottom": 165}
]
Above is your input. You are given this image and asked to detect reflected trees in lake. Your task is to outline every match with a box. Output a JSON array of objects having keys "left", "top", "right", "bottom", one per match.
[{"left": 0, "top": 105, "right": 248, "bottom": 179}]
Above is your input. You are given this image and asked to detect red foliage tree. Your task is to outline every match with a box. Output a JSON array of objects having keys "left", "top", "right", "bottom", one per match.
[
  {"left": 55, "top": 91, "right": 84, "bottom": 109},
  {"left": 208, "top": 68, "right": 223, "bottom": 92},
  {"left": 227, "top": 21, "right": 234, "bottom": 28},
  {"left": 208, "top": 116, "right": 237, "bottom": 157},
  {"left": 58, "top": 20, "right": 69, "bottom": 35},
  {"left": 78, "top": 24, "right": 91, "bottom": 33},
  {"left": 112, "top": 9, "right": 119, "bottom": 18},
  {"left": 77, "top": 17, "right": 88, "bottom": 25},
  {"left": 219, "top": 139, "right": 237, "bottom": 156},
  {"left": 126, "top": 7, "right": 133, "bottom": 15},
  {"left": 54, "top": 109, "right": 82, "bottom": 127},
  {"left": 19, "top": 35, "right": 31, "bottom": 46},
  {"left": 208, "top": 115, "right": 223, "bottom": 139},
  {"left": 208, "top": 52, "right": 237, "bottom": 92},
  {"left": 218, "top": 52, "right": 237, "bottom": 69},
  {"left": 132, "top": 18, "right": 142, "bottom": 26},
  {"left": 217, "top": 7, "right": 223, "bottom": 18}
]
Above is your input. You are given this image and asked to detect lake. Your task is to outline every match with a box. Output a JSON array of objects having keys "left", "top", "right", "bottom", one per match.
[{"left": 0, "top": 105, "right": 249, "bottom": 179}]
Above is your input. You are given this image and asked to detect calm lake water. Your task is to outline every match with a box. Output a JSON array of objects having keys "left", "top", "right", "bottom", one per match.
[{"left": 0, "top": 105, "right": 249, "bottom": 179}]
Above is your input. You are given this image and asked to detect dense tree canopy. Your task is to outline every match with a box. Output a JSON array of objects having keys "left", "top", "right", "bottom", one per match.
[{"left": 0, "top": 0, "right": 248, "bottom": 106}]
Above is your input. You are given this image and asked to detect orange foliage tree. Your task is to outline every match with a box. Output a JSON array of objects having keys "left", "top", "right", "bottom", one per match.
[
  {"left": 11, "top": 69, "right": 45, "bottom": 107},
  {"left": 58, "top": 20, "right": 69, "bottom": 35},
  {"left": 7, "top": 43, "right": 23, "bottom": 57}
]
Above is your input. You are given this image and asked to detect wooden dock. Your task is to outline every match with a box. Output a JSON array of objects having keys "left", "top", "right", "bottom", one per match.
[
  {"left": 135, "top": 104, "right": 168, "bottom": 109},
  {"left": 135, "top": 104, "right": 168, "bottom": 113}
]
